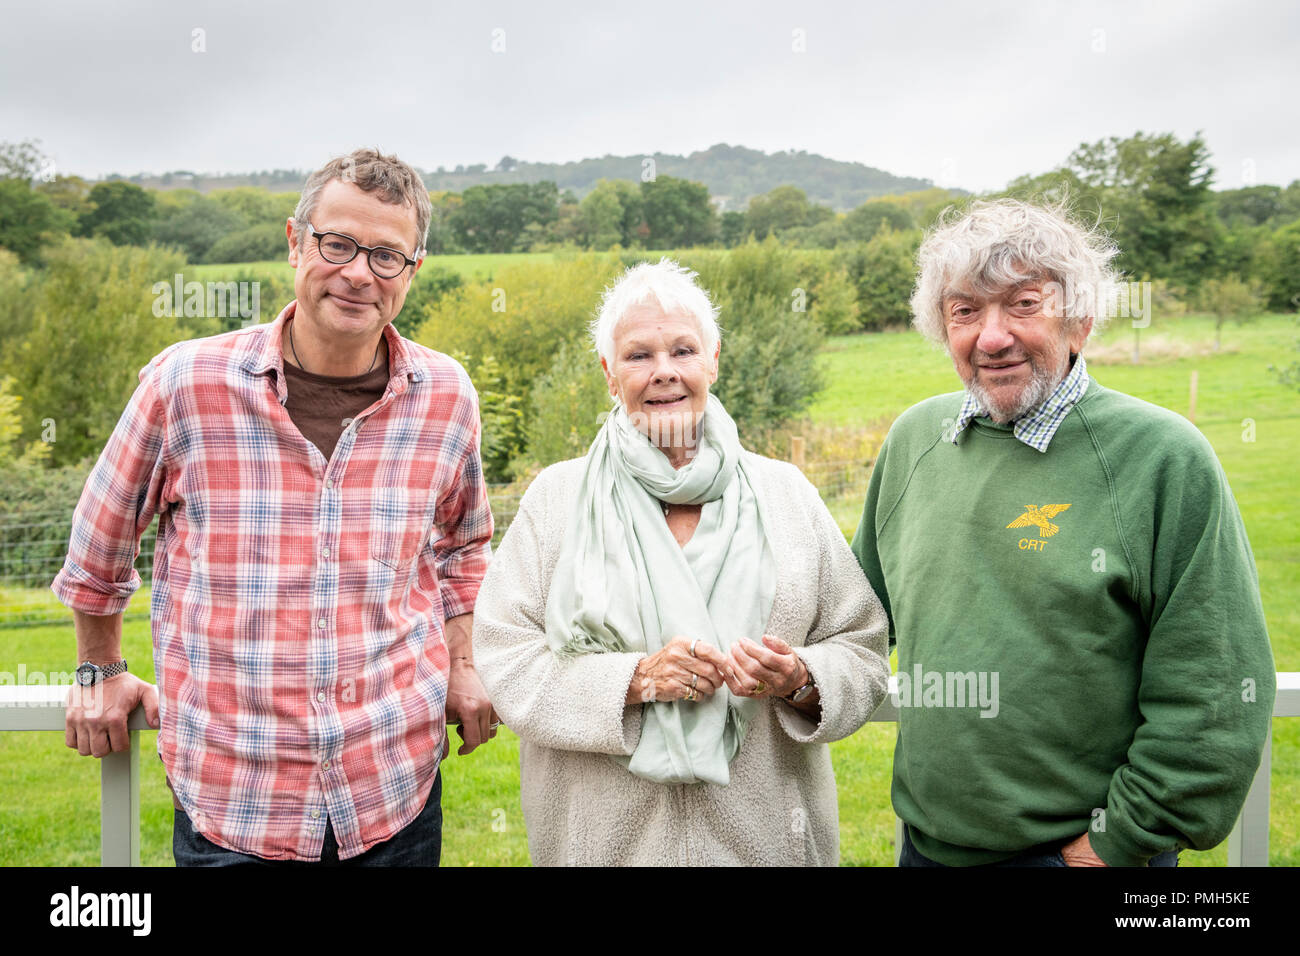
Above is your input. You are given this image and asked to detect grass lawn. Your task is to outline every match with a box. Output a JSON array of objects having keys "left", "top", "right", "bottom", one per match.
[
  {"left": 191, "top": 250, "right": 616, "bottom": 284},
  {"left": 2, "top": 311, "right": 1296, "bottom": 866}
]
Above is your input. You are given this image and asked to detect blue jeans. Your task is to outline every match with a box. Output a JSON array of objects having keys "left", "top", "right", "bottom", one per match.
[
  {"left": 899, "top": 823, "right": 1179, "bottom": 868},
  {"left": 173, "top": 770, "right": 442, "bottom": 867}
]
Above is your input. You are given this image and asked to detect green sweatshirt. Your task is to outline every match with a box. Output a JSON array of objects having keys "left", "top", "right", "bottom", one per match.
[{"left": 851, "top": 382, "right": 1276, "bottom": 866}]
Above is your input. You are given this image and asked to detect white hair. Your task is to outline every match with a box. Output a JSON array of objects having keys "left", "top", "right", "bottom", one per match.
[
  {"left": 911, "top": 199, "right": 1121, "bottom": 348},
  {"left": 590, "top": 258, "right": 721, "bottom": 365}
]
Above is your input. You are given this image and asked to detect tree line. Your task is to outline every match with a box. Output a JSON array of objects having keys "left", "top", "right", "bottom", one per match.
[{"left": 1, "top": 130, "right": 1298, "bottom": 499}]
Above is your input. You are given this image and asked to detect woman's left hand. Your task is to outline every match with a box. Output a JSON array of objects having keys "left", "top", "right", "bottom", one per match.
[{"left": 725, "top": 635, "right": 808, "bottom": 699}]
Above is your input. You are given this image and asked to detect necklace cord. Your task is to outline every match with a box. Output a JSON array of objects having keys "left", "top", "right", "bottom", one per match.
[{"left": 287, "top": 320, "right": 382, "bottom": 376}]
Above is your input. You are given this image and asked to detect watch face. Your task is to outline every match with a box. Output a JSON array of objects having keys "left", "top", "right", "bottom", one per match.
[{"left": 76, "top": 664, "right": 96, "bottom": 686}]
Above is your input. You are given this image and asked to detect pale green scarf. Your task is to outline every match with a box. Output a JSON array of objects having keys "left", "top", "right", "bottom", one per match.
[{"left": 545, "top": 393, "right": 776, "bottom": 786}]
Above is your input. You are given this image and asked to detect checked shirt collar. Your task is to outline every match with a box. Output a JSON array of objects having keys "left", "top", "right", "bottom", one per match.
[
  {"left": 240, "top": 301, "right": 427, "bottom": 404},
  {"left": 950, "top": 354, "right": 1090, "bottom": 453}
]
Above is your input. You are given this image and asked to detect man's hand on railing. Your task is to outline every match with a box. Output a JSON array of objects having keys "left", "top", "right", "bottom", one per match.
[{"left": 64, "top": 675, "right": 159, "bottom": 757}]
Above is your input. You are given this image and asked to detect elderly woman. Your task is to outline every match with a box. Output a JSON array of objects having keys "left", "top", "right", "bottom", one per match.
[{"left": 472, "top": 259, "right": 890, "bottom": 866}]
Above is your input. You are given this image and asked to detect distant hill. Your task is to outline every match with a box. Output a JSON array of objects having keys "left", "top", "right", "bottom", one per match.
[
  {"left": 123, "top": 144, "right": 938, "bottom": 211},
  {"left": 420, "top": 144, "right": 936, "bottom": 211}
]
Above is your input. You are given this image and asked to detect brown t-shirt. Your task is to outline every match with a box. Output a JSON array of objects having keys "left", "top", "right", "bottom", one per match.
[{"left": 283, "top": 359, "right": 389, "bottom": 461}]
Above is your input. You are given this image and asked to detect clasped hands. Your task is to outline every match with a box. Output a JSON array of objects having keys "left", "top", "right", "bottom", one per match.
[{"left": 625, "top": 635, "right": 808, "bottom": 706}]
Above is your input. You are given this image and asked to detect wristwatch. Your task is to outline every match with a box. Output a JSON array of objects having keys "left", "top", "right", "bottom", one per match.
[
  {"left": 75, "top": 659, "right": 128, "bottom": 687},
  {"left": 784, "top": 662, "right": 816, "bottom": 703}
]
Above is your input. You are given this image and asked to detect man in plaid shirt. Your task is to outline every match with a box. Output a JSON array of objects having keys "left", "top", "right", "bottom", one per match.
[{"left": 56, "top": 148, "right": 496, "bottom": 865}]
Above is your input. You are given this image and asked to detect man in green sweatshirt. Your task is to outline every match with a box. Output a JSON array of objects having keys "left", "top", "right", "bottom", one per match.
[{"left": 851, "top": 199, "right": 1275, "bottom": 867}]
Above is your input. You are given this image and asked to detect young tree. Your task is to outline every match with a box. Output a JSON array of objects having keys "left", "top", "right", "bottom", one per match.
[
  {"left": 1197, "top": 275, "right": 1264, "bottom": 349},
  {"left": 515, "top": 340, "right": 610, "bottom": 476},
  {"left": 578, "top": 181, "right": 625, "bottom": 249}
]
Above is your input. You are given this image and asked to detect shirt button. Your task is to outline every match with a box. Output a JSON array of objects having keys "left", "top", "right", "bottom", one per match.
[
  {"left": 322, "top": 760, "right": 331, "bottom": 770},
  {"left": 316, "top": 692, "right": 325, "bottom": 703},
  {"left": 317, "top": 619, "right": 327, "bottom": 629},
  {"left": 311, "top": 809, "right": 321, "bottom": 820},
  {"left": 321, "top": 547, "right": 330, "bottom": 558},
  {"left": 325, "top": 478, "right": 334, "bottom": 489}
]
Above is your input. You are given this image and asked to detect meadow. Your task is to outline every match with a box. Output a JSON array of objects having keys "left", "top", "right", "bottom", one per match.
[{"left": 1, "top": 310, "right": 1296, "bottom": 866}]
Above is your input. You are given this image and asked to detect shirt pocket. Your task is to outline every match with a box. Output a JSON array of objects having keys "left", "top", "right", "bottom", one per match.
[{"left": 369, "top": 492, "right": 436, "bottom": 571}]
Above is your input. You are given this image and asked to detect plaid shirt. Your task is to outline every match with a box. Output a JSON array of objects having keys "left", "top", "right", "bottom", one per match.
[
  {"left": 53, "top": 302, "right": 493, "bottom": 861},
  {"left": 950, "top": 355, "right": 1091, "bottom": 452}
]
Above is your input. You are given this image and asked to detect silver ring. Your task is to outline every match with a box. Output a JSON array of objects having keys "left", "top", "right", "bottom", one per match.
[
  {"left": 689, "top": 639, "right": 699, "bottom": 658},
  {"left": 489, "top": 722, "right": 500, "bottom": 731},
  {"left": 690, "top": 673, "right": 699, "bottom": 689}
]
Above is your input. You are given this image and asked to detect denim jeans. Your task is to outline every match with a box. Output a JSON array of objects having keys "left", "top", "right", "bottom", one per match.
[
  {"left": 899, "top": 823, "right": 1179, "bottom": 868},
  {"left": 173, "top": 770, "right": 442, "bottom": 867}
]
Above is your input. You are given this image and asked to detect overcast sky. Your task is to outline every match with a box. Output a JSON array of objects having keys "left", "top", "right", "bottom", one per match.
[{"left": 3, "top": 0, "right": 1296, "bottom": 193}]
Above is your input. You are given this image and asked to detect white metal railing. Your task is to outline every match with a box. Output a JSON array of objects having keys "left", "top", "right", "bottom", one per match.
[
  {"left": 1, "top": 673, "right": 1297, "bottom": 866},
  {"left": 1, "top": 684, "right": 149, "bottom": 865}
]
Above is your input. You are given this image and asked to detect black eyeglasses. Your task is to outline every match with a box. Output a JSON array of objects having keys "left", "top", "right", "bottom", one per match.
[{"left": 307, "top": 222, "right": 419, "bottom": 279}]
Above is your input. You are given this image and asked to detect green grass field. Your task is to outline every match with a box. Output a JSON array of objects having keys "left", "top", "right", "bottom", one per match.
[
  {"left": 191, "top": 251, "right": 579, "bottom": 283},
  {"left": 2, "top": 311, "right": 1296, "bottom": 866}
]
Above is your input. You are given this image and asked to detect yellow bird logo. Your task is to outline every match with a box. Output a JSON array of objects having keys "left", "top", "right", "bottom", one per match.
[{"left": 1006, "top": 504, "right": 1072, "bottom": 538}]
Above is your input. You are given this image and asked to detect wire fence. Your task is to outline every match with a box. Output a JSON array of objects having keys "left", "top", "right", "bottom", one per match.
[{"left": 0, "top": 460, "right": 870, "bottom": 628}]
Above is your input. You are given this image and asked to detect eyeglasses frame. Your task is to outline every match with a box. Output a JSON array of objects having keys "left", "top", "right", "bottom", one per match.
[{"left": 305, "top": 222, "right": 420, "bottom": 279}]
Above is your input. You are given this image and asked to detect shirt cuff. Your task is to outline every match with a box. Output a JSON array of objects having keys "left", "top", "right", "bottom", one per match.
[{"left": 51, "top": 560, "right": 140, "bottom": 616}]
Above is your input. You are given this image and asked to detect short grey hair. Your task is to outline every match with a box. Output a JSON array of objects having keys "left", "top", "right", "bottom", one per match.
[
  {"left": 293, "top": 147, "right": 432, "bottom": 256},
  {"left": 590, "top": 258, "right": 721, "bottom": 365},
  {"left": 911, "top": 198, "right": 1120, "bottom": 348}
]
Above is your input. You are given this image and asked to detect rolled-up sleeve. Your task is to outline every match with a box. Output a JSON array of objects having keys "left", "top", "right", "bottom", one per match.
[
  {"left": 52, "top": 367, "right": 169, "bottom": 616},
  {"left": 429, "top": 395, "right": 494, "bottom": 620}
]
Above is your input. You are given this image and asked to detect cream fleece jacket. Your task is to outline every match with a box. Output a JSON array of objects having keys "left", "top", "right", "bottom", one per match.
[{"left": 473, "top": 452, "right": 890, "bottom": 866}]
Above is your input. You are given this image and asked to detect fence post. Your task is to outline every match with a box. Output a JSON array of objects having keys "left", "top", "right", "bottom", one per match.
[
  {"left": 1227, "top": 723, "right": 1271, "bottom": 866},
  {"left": 790, "top": 435, "right": 806, "bottom": 473},
  {"left": 1188, "top": 370, "right": 1199, "bottom": 424},
  {"left": 101, "top": 730, "right": 141, "bottom": 866}
]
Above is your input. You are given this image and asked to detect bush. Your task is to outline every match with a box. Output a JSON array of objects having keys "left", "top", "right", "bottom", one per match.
[
  {"left": 206, "top": 222, "right": 288, "bottom": 264},
  {"left": 447, "top": 352, "right": 525, "bottom": 483},
  {"left": 392, "top": 264, "right": 462, "bottom": 339},
  {"left": 681, "top": 238, "right": 825, "bottom": 439},
  {"left": 1260, "top": 221, "right": 1300, "bottom": 312},
  {"left": 808, "top": 267, "right": 860, "bottom": 334},
  {"left": 514, "top": 340, "right": 610, "bottom": 475},
  {"left": 152, "top": 194, "right": 247, "bottom": 263},
  {"left": 835, "top": 227, "right": 922, "bottom": 331},
  {"left": 414, "top": 255, "right": 619, "bottom": 405},
  {"left": 0, "top": 178, "right": 71, "bottom": 264},
  {"left": 0, "top": 238, "right": 186, "bottom": 466},
  {"left": 0, "top": 249, "right": 36, "bottom": 345}
]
